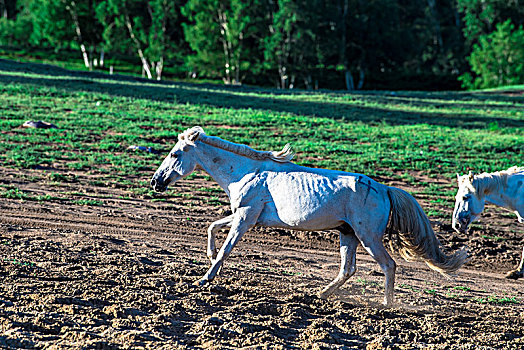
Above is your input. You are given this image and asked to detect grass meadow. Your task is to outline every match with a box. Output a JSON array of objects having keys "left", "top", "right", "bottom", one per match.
[{"left": 0, "top": 58, "right": 522, "bottom": 213}]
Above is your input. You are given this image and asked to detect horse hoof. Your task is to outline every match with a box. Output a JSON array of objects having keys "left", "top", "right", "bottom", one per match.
[
  {"left": 382, "top": 300, "right": 393, "bottom": 307},
  {"left": 317, "top": 292, "right": 329, "bottom": 300},
  {"left": 207, "top": 251, "right": 217, "bottom": 261},
  {"left": 194, "top": 279, "right": 209, "bottom": 287},
  {"left": 382, "top": 296, "right": 394, "bottom": 307},
  {"left": 505, "top": 270, "right": 523, "bottom": 280}
]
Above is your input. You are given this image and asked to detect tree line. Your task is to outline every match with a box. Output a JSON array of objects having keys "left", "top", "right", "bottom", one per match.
[{"left": 1, "top": 0, "right": 523, "bottom": 90}]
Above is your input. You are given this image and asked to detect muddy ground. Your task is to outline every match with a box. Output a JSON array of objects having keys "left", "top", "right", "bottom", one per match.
[{"left": 0, "top": 165, "right": 523, "bottom": 349}]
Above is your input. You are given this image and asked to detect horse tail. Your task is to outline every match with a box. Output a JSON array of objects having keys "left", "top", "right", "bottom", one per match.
[{"left": 386, "top": 187, "right": 468, "bottom": 276}]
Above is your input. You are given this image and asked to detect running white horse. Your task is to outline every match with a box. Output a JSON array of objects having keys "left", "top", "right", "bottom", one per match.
[
  {"left": 151, "top": 127, "right": 467, "bottom": 305},
  {"left": 453, "top": 167, "right": 524, "bottom": 279}
]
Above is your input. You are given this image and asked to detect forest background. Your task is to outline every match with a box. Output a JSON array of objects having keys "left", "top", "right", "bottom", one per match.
[{"left": 1, "top": 0, "right": 523, "bottom": 91}]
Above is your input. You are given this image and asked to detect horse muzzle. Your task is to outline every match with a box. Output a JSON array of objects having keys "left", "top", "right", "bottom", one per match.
[
  {"left": 150, "top": 178, "right": 167, "bottom": 192},
  {"left": 452, "top": 217, "right": 470, "bottom": 233}
]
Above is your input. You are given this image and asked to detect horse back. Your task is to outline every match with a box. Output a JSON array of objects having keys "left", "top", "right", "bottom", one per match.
[{"left": 255, "top": 166, "right": 390, "bottom": 231}]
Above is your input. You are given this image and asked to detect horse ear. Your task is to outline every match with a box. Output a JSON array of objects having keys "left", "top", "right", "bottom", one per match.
[
  {"left": 456, "top": 173, "right": 460, "bottom": 182},
  {"left": 468, "top": 171, "right": 475, "bottom": 182},
  {"left": 188, "top": 131, "right": 200, "bottom": 142}
]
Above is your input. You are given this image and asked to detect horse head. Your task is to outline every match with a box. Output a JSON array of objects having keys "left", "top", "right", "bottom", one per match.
[
  {"left": 150, "top": 126, "right": 204, "bottom": 192},
  {"left": 452, "top": 171, "right": 485, "bottom": 233}
]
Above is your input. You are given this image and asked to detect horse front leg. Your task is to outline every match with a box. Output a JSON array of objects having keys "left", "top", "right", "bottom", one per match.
[
  {"left": 196, "top": 206, "right": 262, "bottom": 286},
  {"left": 207, "top": 214, "right": 235, "bottom": 262}
]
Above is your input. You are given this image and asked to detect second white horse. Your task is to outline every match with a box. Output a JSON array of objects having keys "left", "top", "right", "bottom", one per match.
[{"left": 453, "top": 167, "right": 524, "bottom": 279}]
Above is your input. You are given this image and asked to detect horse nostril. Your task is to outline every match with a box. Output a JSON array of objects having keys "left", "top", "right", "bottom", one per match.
[
  {"left": 150, "top": 179, "right": 157, "bottom": 188},
  {"left": 458, "top": 212, "right": 469, "bottom": 221}
]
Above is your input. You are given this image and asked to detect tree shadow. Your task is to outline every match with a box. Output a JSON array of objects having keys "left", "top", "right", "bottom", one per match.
[{"left": 1, "top": 59, "right": 523, "bottom": 129}]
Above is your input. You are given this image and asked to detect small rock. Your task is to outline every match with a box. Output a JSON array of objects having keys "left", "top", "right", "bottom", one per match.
[
  {"left": 205, "top": 315, "right": 224, "bottom": 326},
  {"left": 127, "top": 145, "right": 160, "bottom": 154},
  {"left": 22, "top": 120, "right": 58, "bottom": 129}
]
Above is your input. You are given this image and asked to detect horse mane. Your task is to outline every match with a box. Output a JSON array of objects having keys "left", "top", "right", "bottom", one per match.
[
  {"left": 178, "top": 126, "right": 294, "bottom": 163},
  {"left": 468, "top": 166, "right": 523, "bottom": 195},
  {"left": 504, "top": 166, "right": 524, "bottom": 174}
]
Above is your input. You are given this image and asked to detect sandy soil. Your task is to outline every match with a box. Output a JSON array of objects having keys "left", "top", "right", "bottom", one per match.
[{"left": 0, "top": 165, "right": 523, "bottom": 349}]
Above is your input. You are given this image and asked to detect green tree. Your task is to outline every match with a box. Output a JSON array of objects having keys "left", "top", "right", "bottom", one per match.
[
  {"left": 182, "top": 0, "right": 257, "bottom": 84},
  {"left": 30, "top": 0, "right": 104, "bottom": 70},
  {"left": 335, "top": 0, "right": 405, "bottom": 90},
  {"left": 457, "top": 0, "right": 524, "bottom": 46},
  {"left": 96, "top": 0, "right": 181, "bottom": 80},
  {"left": 263, "top": 0, "right": 324, "bottom": 89},
  {"left": 0, "top": 0, "right": 33, "bottom": 46},
  {"left": 418, "top": 0, "right": 467, "bottom": 77},
  {"left": 459, "top": 20, "right": 524, "bottom": 89}
]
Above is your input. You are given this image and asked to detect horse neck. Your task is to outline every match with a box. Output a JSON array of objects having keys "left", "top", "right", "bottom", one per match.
[
  {"left": 478, "top": 174, "right": 511, "bottom": 208},
  {"left": 484, "top": 173, "right": 519, "bottom": 210},
  {"left": 193, "top": 141, "right": 260, "bottom": 195},
  {"left": 474, "top": 174, "right": 501, "bottom": 197}
]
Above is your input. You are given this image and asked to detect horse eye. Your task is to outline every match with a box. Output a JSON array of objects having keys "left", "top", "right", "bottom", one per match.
[{"left": 170, "top": 152, "right": 178, "bottom": 158}]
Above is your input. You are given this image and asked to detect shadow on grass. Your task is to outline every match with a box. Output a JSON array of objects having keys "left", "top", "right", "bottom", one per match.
[{"left": 1, "top": 59, "right": 523, "bottom": 130}]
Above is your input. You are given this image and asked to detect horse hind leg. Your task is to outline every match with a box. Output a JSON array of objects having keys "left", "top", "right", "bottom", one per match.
[
  {"left": 505, "top": 212, "right": 524, "bottom": 279},
  {"left": 356, "top": 229, "right": 397, "bottom": 306},
  {"left": 318, "top": 223, "right": 358, "bottom": 299},
  {"left": 505, "top": 246, "right": 524, "bottom": 280}
]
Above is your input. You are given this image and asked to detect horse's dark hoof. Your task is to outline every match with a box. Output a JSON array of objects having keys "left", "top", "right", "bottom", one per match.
[
  {"left": 317, "top": 292, "right": 329, "bottom": 300},
  {"left": 505, "top": 270, "right": 523, "bottom": 280},
  {"left": 194, "top": 279, "right": 209, "bottom": 287}
]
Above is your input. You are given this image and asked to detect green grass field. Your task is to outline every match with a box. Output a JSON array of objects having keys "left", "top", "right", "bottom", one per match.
[{"left": 0, "top": 58, "right": 522, "bottom": 209}]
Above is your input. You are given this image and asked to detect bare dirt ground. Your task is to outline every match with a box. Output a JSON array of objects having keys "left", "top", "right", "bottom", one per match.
[{"left": 1, "top": 165, "right": 523, "bottom": 349}]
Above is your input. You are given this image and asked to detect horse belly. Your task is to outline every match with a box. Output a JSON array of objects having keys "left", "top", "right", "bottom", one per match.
[{"left": 257, "top": 200, "right": 345, "bottom": 230}]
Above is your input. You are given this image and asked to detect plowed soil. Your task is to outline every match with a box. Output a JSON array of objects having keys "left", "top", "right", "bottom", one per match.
[{"left": 1, "top": 165, "right": 523, "bottom": 349}]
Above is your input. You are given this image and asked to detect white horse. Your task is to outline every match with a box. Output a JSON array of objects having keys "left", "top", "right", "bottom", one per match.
[
  {"left": 151, "top": 127, "right": 467, "bottom": 305},
  {"left": 453, "top": 167, "right": 524, "bottom": 279}
]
